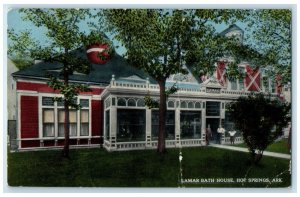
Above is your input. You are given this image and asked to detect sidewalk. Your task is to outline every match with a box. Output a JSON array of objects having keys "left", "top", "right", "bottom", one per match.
[{"left": 210, "top": 144, "right": 291, "bottom": 159}]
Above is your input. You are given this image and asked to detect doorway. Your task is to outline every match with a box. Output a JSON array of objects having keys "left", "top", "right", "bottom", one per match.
[{"left": 206, "top": 118, "right": 220, "bottom": 144}]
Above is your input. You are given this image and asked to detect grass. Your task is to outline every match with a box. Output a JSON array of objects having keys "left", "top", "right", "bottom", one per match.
[
  {"left": 8, "top": 147, "right": 291, "bottom": 188},
  {"left": 230, "top": 138, "right": 290, "bottom": 154},
  {"left": 266, "top": 139, "right": 290, "bottom": 154}
]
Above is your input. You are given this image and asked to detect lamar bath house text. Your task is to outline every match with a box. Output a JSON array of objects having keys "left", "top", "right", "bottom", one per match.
[{"left": 181, "top": 178, "right": 283, "bottom": 184}]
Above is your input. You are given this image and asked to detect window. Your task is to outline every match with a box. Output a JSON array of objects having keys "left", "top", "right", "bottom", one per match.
[
  {"left": 117, "top": 98, "right": 126, "bottom": 106},
  {"left": 168, "top": 101, "right": 175, "bottom": 108},
  {"left": 180, "top": 101, "right": 187, "bottom": 108},
  {"left": 137, "top": 99, "right": 145, "bottom": 107},
  {"left": 188, "top": 102, "right": 194, "bottom": 108},
  {"left": 58, "top": 110, "right": 77, "bottom": 137},
  {"left": 206, "top": 101, "right": 220, "bottom": 116},
  {"left": 41, "top": 96, "right": 90, "bottom": 138},
  {"left": 230, "top": 79, "right": 237, "bottom": 90},
  {"left": 42, "top": 97, "right": 54, "bottom": 106},
  {"left": 105, "top": 99, "right": 111, "bottom": 108},
  {"left": 180, "top": 111, "right": 201, "bottom": 139},
  {"left": 105, "top": 110, "right": 110, "bottom": 140},
  {"left": 195, "top": 102, "right": 201, "bottom": 109},
  {"left": 80, "top": 109, "right": 89, "bottom": 136},
  {"left": 43, "top": 109, "right": 54, "bottom": 137},
  {"left": 225, "top": 110, "right": 235, "bottom": 131},
  {"left": 127, "top": 98, "right": 136, "bottom": 106},
  {"left": 271, "top": 82, "right": 276, "bottom": 93},
  {"left": 152, "top": 110, "right": 175, "bottom": 140},
  {"left": 262, "top": 77, "right": 269, "bottom": 92},
  {"left": 117, "top": 109, "right": 146, "bottom": 142},
  {"left": 80, "top": 99, "right": 89, "bottom": 107},
  {"left": 239, "top": 78, "right": 244, "bottom": 90}
]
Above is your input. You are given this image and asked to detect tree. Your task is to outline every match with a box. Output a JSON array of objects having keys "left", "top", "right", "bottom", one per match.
[
  {"left": 244, "top": 9, "right": 292, "bottom": 83},
  {"left": 8, "top": 29, "right": 38, "bottom": 70},
  {"left": 8, "top": 9, "right": 104, "bottom": 158},
  {"left": 103, "top": 9, "right": 246, "bottom": 153},
  {"left": 227, "top": 93, "right": 290, "bottom": 164}
]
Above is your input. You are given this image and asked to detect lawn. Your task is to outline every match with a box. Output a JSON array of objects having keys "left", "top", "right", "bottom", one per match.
[
  {"left": 7, "top": 147, "right": 291, "bottom": 188},
  {"left": 231, "top": 138, "right": 290, "bottom": 154}
]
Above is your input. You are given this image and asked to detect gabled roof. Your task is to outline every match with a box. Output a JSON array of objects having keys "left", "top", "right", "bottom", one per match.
[
  {"left": 219, "top": 24, "right": 243, "bottom": 37},
  {"left": 12, "top": 48, "right": 156, "bottom": 85}
]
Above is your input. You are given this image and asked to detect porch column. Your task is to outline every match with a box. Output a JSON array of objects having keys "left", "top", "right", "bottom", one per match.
[
  {"left": 237, "top": 79, "right": 241, "bottom": 91},
  {"left": 110, "top": 106, "right": 117, "bottom": 150},
  {"left": 227, "top": 80, "right": 231, "bottom": 90},
  {"left": 175, "top": 106, "right": 181, "bottom": 147},
  {"left": 261, "top": 77, "right": 265, "bottom": 92},
  {"left": 145, "top": 108, "right": 152, "bottom": 148},
  {"left": 201, "top": 102, "right": 206, "bottom": 143},
  {"left": 220, "top": 102, "right": 226, "bottom": 144}
]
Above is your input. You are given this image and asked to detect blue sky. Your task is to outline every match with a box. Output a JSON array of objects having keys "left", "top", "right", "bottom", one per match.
[{"left": 7, "top": 8, "right": 248, "bottom": 56}]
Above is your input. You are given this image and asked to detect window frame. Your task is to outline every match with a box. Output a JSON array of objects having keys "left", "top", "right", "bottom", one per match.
[{"left": 39, "top": 94, "right": 91, "bottom": 139}]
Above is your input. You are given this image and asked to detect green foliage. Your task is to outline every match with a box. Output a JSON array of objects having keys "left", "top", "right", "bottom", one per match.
[
  {"left": 227, "top": 93, "right": 291, "bottom": 164},
  {"left": 8, "top": 29, "right": 39, "bottom": 58},
  {"left": 10, "top": 56, "right": 33, "bottom": 70},
  {"left": 244, "top": 9, "right": 292, "bottom": 83},
  {"left": 144, "top": 83, "right": 178, "bottom": 109},
  {"left": 165, "top": 83, "right": 178, "bottom": 97},
  {"left": 144, "top": 94, "right": 159, "bottom": 109},
  {"left": 104, "top": 9, "right": 193, "bottom": 81},
  {"left": 81, "top": 30, "right": 110, "bottom": 46}
]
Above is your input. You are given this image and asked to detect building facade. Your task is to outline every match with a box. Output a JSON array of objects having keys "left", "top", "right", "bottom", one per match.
[{"left": 11, "top": 25, "right": 285, "bottom": 151}]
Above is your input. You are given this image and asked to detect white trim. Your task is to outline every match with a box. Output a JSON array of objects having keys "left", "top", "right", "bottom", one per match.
[
  {"left": 15, "top": 77, "right": 108, "bottom": 89},
  {"left": 89, "top": 98, "right": 92, "bottom": 138},
  {"left": 38, "top": 96, "right": 43, "bottom": 139},
  {"left": 145, "top": 108, "right": 152, "bottom": 137},
  {"left": 16, "top": 79, "right": 47, "bottom": 84},
  {"left": 91, "top": 95, "right": 101, "bottom": 100},
  {"left": 86, "top": 48, "right": 105, "bottom": 53},
  {"left": 17, "top": 93, "right": 21, "bottom": 148},
  {"left": 17, "top": 90, "right": 38, "bottom": 94}
]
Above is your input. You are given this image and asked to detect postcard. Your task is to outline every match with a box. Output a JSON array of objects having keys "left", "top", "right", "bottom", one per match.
[{"left": 6, "top": 6, "right": 293, "bottom": 190}]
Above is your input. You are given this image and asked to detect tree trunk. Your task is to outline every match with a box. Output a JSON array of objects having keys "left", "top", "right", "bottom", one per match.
[
  {"left": 63, "top": 101, "right": 70, "bottom": 158},
  {"left": 157, "top": 80, "right": 167, "bottom": 154},
  {"left": 63, "top": 70, "right": 70, "bottom": 158}
]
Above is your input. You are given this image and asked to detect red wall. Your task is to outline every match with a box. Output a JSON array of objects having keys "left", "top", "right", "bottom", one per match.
[
  {"left": 20, "top": 96, "right": 39, "bottom": 138},
  {"left": 17, "top": 81, "right": 103, "bottom": 95},
  {"left": 92, "top": 100, "right": 103, "bottom": 137},
  {"left": 18, "top": 81, "right": 104, "bottom": 148}
]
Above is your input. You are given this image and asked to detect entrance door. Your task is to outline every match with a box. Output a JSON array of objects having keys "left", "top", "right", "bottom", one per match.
[{"left": 206, "top": 118, "right": 220, "bottom": 144}]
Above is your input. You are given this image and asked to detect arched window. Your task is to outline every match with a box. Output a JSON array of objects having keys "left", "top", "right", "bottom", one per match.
[
  {"left": 137, "top": 99, "right": 145, "bottom": 107},
  {"left": 127, "top": 98, "right": 136, "bottom": 106},
  {"left": 168, "top": 101, "right": 175, "bottom": 108},
  {"left": 180, "top": 101, "right": 187, "bottom": 108},
  {"left": 117, "top": 98, "right": 126, "bottom": 106},
  {"left": 195, "top": 102, "right": 201, "bottom": 109},
  {"left": 188, "top": 102, "right": 194, "bottom": 108}
]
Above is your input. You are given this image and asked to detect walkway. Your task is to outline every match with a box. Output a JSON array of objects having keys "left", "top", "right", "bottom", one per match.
[{"left": 210, "top": 144, "right": 291, "bottom": 160}]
